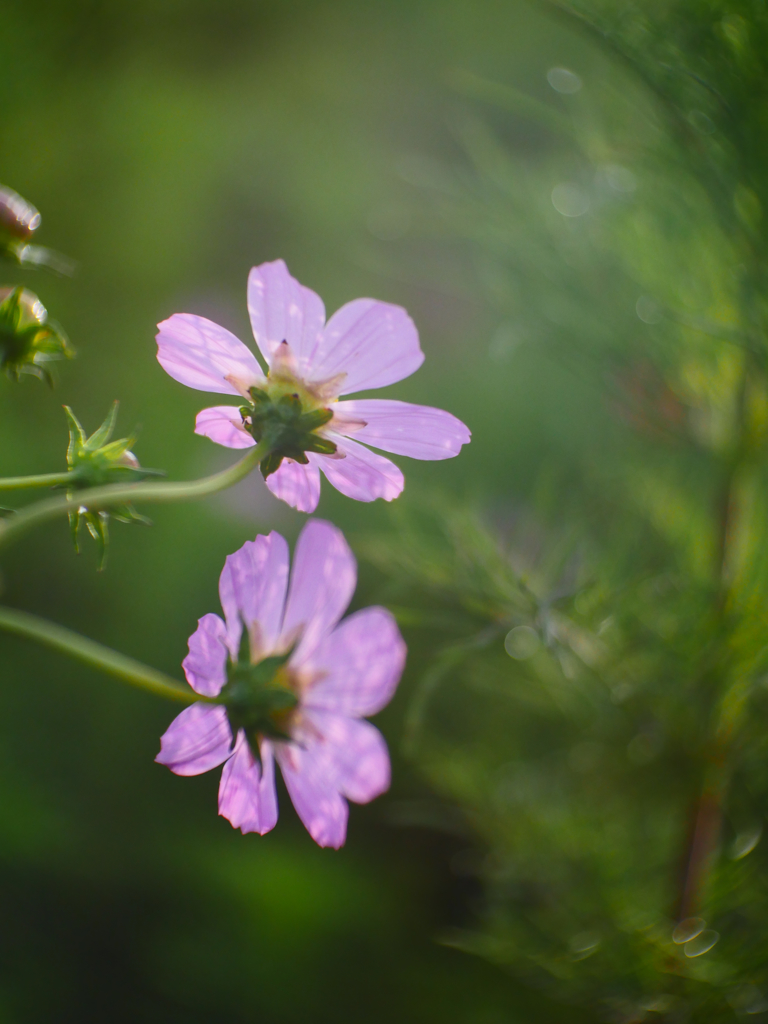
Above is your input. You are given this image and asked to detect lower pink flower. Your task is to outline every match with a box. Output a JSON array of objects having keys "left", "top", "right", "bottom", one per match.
[{"left": 156, "top": 519, "right": 406, "bottom": 848}]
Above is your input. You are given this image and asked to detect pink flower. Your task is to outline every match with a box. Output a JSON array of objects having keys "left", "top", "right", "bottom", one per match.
[
  {"left": 156, "top": 519, "right": 406, "bottom": 848},
  {"left": 156, "top": 259, "right": 471, "bottom": 512}
]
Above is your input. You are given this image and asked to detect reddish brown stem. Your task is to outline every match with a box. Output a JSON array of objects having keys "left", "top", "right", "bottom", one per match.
[
  {"left": 676, "top": 764, "right": 725, "bottom": 921},
  {"left": 675, "top": 452, "right": 740, "bottom": 921}
]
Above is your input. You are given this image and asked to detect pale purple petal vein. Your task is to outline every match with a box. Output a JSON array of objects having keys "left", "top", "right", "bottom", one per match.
[
  {"left": 248, "top": 260, "right": 326, "bottom": 370},
  {"left": 281, "top": 519, "right": 357, "bottom": 663},
  {"left": 218, "top": 732, "right": 278, "bottom": 835},
  {"left": 304, "top": 606, "right": 407, "bottom": 717},
  {"left": 156, "top": 313, "right": 263, "bottom": 395},
  {"left": 183, "top": 613, "right": 230, "bottom": 695},
  {"left": 275, "top": 740, "right": 349, "bottom": 849},
  {"left": 303, "top": 710, "right": 391, "bottom": 803},
  {"left": 156, "top": 704, "right": 233, "bottom": 776},
  {"left": 308, "top": 298, "right": 424, "bottom": 394},
  {"left": 264, "top": 458, "right": 321, "bottom": 513},
  {"left": 314, "top": 436, "right": 404, "bottom": 503},
  {"left": 333, "top": 399, "right": 471, "bottom": 459},
  {"left": 218, "top": 532, "right": 290, "bottom": 657}
]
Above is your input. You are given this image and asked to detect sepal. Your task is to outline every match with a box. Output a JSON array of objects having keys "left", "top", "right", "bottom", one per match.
[
  {"left": 0, "top": 286, "right": 74, "bottom": 385},
  {"left": 64, "top": 402, "right": 164, "bottom": 569},
  {"left": 220, "top": 629, "right": 298, "bottom": 748},
  {"left": 239, "top": 386, "right": 337, "bottom": 479}
]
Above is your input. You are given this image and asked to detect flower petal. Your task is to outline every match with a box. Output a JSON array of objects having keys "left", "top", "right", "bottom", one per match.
[
  {"left": 275, "top": 740, "right": 348, "bottom": 849},
  {"left": 218, "top": 732, "right": 278, "bottom": 835},
  {"left": 315, "top": 436, "right": 404, "bottom": 503},
  {"left": 281, "top": 519, "right": 356, "bottom": 663},
  {"left": 304, "top": 607, "right": 406, "bottom": 717},
  {"left": 219, "top": 532, "right": 290, "bottom": 658},
  {"left": 333, "top": 399, "right": 471, "bottom": 460},
  {"left": 156, "top": 313, "right": 264, "bottom": 396},
  {"left": 195, "top": 406, "right": 255, "bottom": 450},
  {"left": 156, "top": 703, "right": 232, "bottom": 776},
  {"left": 304, "top": 711, "right": 391, "bottom": 803},
  {"left": 247, "top": 260, "right": 326, "bottom": 370},
  {"left": 308, "top": 298, "right": 424, "bottom": 394},
  {"left": 182, "top": 613, "right": 229, "bottom": 696},
  {"left": 264, "top": 458, "right": 321, "bottom": 513}
]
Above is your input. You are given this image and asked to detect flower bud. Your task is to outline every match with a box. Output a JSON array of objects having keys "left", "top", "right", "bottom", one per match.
[
  {"left": 64, "top": 402, "right": 165, "bottom": 569},
  {"left": 0, "top": 186, "right": 41, "bottom": 239},
  {"left": 0, "top": 185, "right": 75, "bottom": 276},
  {"left": 0, "top": 286, "right": 74, "bottom": 385}
]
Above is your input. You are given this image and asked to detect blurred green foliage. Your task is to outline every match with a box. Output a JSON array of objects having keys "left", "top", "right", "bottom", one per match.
[
  {"left": 5, "top": 0, "right": 768, "bottom": 1022},
  {"left": 364, "top": 2, "right": 768, "bottom": 1021}
]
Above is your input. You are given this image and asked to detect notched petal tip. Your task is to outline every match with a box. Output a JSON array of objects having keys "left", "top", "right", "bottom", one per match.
[
  {"left": 332, "top": 400, "right": 471, "bottom": 461},
  {"left": 247, "top": 260, "right": 326, "bottom": 370},
  {"left": 304, "top": 605, "right": 406, "bottom": 718},
  {"left": 218, "top": 733, "right": 279, "bottom": 835},
  {"left": 313, "top": 298, "right": 424, "bottom": 394},
  {"left": 264, "top": 459, "right": 321, "bottom": 513},
  {"left": 183, "top": 613, "right": 230, "bottom": 696},
  {"left": 315, "top": 437, "right": 404, "bottom": 503},
  {"left": 156, "top": 704, "right": 232, "bottom": 776}
]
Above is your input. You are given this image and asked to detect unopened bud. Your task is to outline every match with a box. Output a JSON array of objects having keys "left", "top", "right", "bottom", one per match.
[
  {"left": 0, "top": 286, "right": 73, "bottom": 385},
  {"left": 0, "top": 186, "right": 41, "bottom": 239},
  {"left": 64, "top": 402, "right": 165, "bottom": 569},
  {"left": 0, "top": 285, "right": 46, "bottom": 324}
]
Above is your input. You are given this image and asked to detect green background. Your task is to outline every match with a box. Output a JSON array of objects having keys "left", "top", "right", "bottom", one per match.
[{"left": 0, "top": 2, "right": 599, "bottom": 1020}]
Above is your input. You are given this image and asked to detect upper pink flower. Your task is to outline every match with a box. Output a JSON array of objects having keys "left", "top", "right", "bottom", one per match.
[
  {"left": 156, "top": 519, "right": 406, "bottom": 848},
  {"left": 156, "top": 259, "right": 471, "bottom": 512}
]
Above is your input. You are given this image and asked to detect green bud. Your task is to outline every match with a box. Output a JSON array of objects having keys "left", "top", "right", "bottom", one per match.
[
  {"left": 64, "top": 402, "right": 165, "bottom": 570},
  {"left": 0, "top": 286, "right": 74, "bottom": 385},
  {"left": 239, "top": 388, "right": 337, "bottom": 478}
]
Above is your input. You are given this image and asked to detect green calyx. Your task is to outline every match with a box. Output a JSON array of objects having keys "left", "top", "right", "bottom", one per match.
[
  {"left": 0, "top": 286, "right": 74, "bottom": 385},
  {"left": 65, "top": 401, "right": 165, "bottom": 569},
  {"left": 240, "top": 386, "right": 337, "bottom": 479},
  {"left": 219, "top": 630, "right": 299, "bottom": 749}
]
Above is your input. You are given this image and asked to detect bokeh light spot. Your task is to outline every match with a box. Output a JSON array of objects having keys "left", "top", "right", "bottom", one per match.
[
  {"left": 504, "top": 626, "right": 540, "bottom": 660},
  {"left": 547, "top": 67, "right": 582, "bottom": 93},
  {"left": 551, "top": 183, "right": 589, "bottom": 217}
]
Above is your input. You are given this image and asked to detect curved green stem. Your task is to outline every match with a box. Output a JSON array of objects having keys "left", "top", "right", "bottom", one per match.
[
  {"left": 0, "top": 605, "right": 203, "bottom": 704},
  {"left": 0, "top": 471, "right": 73, "bottom": 491},
  {"left": 0, "top": 440, "right": 269, "bottom": 551}
]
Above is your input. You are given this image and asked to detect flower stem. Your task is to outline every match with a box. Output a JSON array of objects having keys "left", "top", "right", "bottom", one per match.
[
  {"left": 676, "top": 755, "right": 727, "bottom": 922},
  {"left": 0, "top": 440, "right": 269, "bottom": 551},
  {"left": 0, "top": 605, "right": 203, "bottom": 704},
  {"left": 0, "top": 471, "right": 73, "bottom": 491},
  {"left": 675, "top": 366, "right": 750, "bottom": 922}
]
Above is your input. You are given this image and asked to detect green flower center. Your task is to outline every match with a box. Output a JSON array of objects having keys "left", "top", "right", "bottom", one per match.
[
  {"left": 239, "top": 345, "right": 340, "bottom": 478},
  {"left": 219, "top": 642, "right": 299, "bottom": 747}
]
